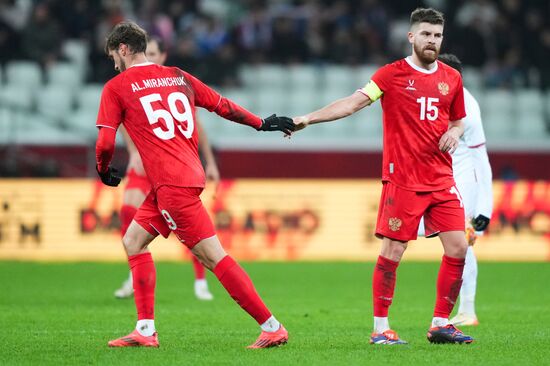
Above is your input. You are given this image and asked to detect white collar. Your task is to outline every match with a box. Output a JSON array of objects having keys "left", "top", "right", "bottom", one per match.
[
  {"left": 129, "top": 61, "right": 154, "bottom": 69},
  {"left": 405, "top": 56, "right": 438, "bottom": 74}
]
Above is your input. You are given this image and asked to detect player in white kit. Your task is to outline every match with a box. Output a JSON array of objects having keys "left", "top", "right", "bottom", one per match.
[{"left": 418, "top": 54, "right": 493, "bottom": 326}]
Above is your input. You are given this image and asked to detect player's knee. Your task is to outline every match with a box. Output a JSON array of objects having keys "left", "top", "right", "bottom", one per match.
[
  {"left": 381, "top": 239, "right": 407, "bottom": 262},
  {"left": 122, "top": 230, "right": 149, "bottom": 256},
  {"left": 122, "top": 234, "right": 138, "bottom": 255},
  {"left": 446, "top": 239, "right": 468, "bottom": 258},
  {"left": 192, "top": 250, "right": 214, "bottom": 271},
  {"left": 191, "top": 237, "right": 227, "bottom": 271}
]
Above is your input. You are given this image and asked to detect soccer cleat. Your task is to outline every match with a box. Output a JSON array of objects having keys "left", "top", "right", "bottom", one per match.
[
  {"left": 370, "top": 330, "right": 408, "bottom": 345},
  {"left": 108, "top": 330, "right": 159, "bottom": 347},
  {"left": 450, "top": 313, "right": 479, "bottom": 326},
  {"left": 114, "top": 277, "right": 134, "bottom": 299},
  {"left": 194, "top": 280, "right": 214, "bottom": 301},
  {"left": 427, "top": 324, "right": 474, "bottom": 344},
  {"left": 247, "top": 325, "right": 288, "bottom": 349}
]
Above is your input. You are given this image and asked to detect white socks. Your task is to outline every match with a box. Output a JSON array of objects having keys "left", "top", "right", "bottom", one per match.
[
  {"left": 374, "top": 317, "right": 390, "bottom": 334},
  {"left": 136, "top": 319, "right": 156, "bottom": 336},
  {"left": 260, "top": 315, "right": 281, "bottom": 332},
  {"left": 458, "top": 246, "right": 477, "bottom": 315},
  {"left": 431, "top": 317, "right": 449, "bottom": 328}
]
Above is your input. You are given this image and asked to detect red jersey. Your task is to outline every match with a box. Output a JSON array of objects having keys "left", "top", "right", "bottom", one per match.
[
  {"left": 96, "top": 62, "right": 261, "bottom": 190},
  {"left": 360, "top": 57, "right": 466, "bottom": 191}
]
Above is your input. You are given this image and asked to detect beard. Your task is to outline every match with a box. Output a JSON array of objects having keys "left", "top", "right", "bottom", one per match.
[
  {"left": 118, "top": 58, "right": 127, "bottom": 72},
  {"left": 413, "top": 42, "right": 439, "bottom": 64}
]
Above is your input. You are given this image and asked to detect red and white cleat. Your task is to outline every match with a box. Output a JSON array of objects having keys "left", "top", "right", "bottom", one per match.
[
  {"left": 247, "top": 325, "right": 288, "bottom": 349},
  {"left": 108, "top": 330, "right": 159, "bottom": 348}
]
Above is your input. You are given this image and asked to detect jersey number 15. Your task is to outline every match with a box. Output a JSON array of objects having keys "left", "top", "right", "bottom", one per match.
[
  {"left": 416, "top": 96, "right": 439, "bottom": 121},
  {"left": 139, "top": 92, "right": 194, "bottom": 140}
]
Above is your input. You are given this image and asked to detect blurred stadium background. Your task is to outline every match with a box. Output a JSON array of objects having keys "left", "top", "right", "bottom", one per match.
[
  {"left": 1, "top": 1, "right": 550, "bottom": 364},
  {"left": 0, "top": 0, "right": 549, "bottom": 261}
]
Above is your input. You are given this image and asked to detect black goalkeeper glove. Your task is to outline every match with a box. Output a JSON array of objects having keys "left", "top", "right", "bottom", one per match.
[
  {"left": 258, "top": 114, "right": 296, "bottom": 135},
  {"left": 472, "top": 214, "right": 490, "bottom": 232},
  {"left": 96, "top": 165, "right": 121, "bottom": 187}
]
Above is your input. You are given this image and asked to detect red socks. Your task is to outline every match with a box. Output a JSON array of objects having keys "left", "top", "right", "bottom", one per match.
[
  {"left": 434, "top": 255, "right": 465, "bottom": 318},
  {"left": 213, "top": 256, "right": 271, "bottom": 324},
  {"left": 120, "top": 204, "right": 138, "bottom": 237},
  {"left": 128, "top": 252, "right": 156, "bottom": 320},
  {"left": 192, "top": 256, "right": 206, "bottom": 280},
  {"left": 372, "top": 255, "right": 400, "bottom": 317}
]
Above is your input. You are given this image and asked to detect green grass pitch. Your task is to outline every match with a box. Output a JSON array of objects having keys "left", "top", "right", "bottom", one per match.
[{"left": 1, "top": 261, "right": 549, "bottom": 365}]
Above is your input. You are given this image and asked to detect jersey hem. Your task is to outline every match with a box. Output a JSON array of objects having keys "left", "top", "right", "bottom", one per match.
[
  {"left": 96, "top": 124, "right": 117, "bottom": 130},
  {"left": 382, "top": 178, "right": 456, "bottom": 192}
]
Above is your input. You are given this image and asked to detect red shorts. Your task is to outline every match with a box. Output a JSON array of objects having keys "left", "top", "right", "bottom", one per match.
[
  {"left": 133, "top": 185, "right": 216, "bottom": 249},
  {"left": 125, "top": 169, "right": 152, "bottom": 195},
  {"left": 375, "top": 182, "right": 465, "bottom": 242}
]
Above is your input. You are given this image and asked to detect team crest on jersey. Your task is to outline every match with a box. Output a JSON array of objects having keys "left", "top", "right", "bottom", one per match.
[
  {"left": 388, "top": 217, "right": 402, "bottom": 232},
  {"left": 405, "top": 80, "right": 416, "bottom": 91},
  {"left": 438, "top": 82, "right": 449, "bottom": 95}
]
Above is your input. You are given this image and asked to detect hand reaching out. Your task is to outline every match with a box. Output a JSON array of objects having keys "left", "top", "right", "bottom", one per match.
[
  {"left": 292, "top": 116, "right": 310, "bottom": 132},
  {"left": 259, "top": 114, "right": 296, "bottom": 135}
]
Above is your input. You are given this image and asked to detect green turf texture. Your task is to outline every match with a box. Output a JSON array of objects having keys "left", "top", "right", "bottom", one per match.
[{"left": 1, "top": 261, "right": 549, "bottom": 365}]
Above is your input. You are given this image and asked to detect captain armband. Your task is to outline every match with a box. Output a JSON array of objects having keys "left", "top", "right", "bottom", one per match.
[{"left": 359, "top": 80, "right": 383, "bottom": 102}]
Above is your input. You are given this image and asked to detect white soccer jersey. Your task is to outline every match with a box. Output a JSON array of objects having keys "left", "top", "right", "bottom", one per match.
[
  {"left": 419, "top": 87, "right": 493, "bottom": 236},
  {"left": 451, "top": 87, "right": 493, "bottom": 220}
]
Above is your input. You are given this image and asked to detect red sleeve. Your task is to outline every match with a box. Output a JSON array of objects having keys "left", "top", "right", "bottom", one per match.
[
  {"left": 449, "top": 76, "right": 466, "bottom": 121},
  {"left": 95, "top": 127, "right": 116, "bottom": 173},
  {"left": 183, "top": 71, "right": 262, "bottom": 129},
  {"left": 370, "top": 64, "right": 393, "bottom": 92},
  {"left": 96, "top": 81, "right": 123, "bottom": 130}
]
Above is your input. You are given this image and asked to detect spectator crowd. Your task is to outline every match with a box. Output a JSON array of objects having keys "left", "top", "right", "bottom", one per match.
[{"left": 0, "top": 0, "right": 549, "bottom": 89}]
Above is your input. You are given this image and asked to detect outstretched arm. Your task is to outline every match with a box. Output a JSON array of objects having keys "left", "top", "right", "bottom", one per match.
[
  {"left": 293, "top": 91, "right": 373, "bottom": 130},
  {"left": 184, "top": 70, "right": 294, "bottom": 134}
]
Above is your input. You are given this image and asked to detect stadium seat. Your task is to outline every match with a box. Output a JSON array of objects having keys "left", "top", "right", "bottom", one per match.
[
  {"left": 287, "top": 65, "right": 319, "bottom": 90},
  {"left": 462, "top": 67, "right": 484, "bottom": 93},
  {"left": 13, "top": 113, "right": 88, "bottom": 145},
  {"left": 77, "top": 84, "right": 103, "bottom": 112},
  {"left": 222, "top": 87, "right": 256, "bottom": 112},
  {"left": 320, "top": 86, "right": 349, "bottom": 107},
  {"left": 256, "top": 64, "right": 289, "bottom": 89},
  {"left": 516, "top": 89, "right": 547, "bottom": 138},
  {"left": 322, "top": 65, "right": 355, "bottom": 92},
  {"left": 0, "top": 86, "right": 34, "bottom": 111},
  {"left": 286, "top": 87, "right": 320, "bottom": 117},
  {"left": 5, "top": 61, "right": 42, "bottom": 89},
  {"left": 482, "top": 90, "right": 515, "bottom": 140},
  {"left": 356, "top": 65, "right": 378, "bottom": 86},
  {"left": 353, "top": 101, "right": 383, "bottom": 141},
  {"left": 239, "top": 64, "right": 260, "bottom": 91},
  {"left": 66, "top": 108, "right": 98, "bottom": 140},
  {"left": 62, "top": 39, "right": 89, "bottom": 71},
  {"left": 36, "top": 86, "right": 74, "bottom": 122},
  {"left": 47, "top": 62, "right": 84, "bottom": 90},
  {"left": 0, "top": 107, "right": 11, "bottom": 143},
  {"left": 256, "top": 88, "right": 288, "bottom": 118}
]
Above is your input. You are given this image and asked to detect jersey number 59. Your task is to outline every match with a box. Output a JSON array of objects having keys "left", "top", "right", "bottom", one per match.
[{"left": 139, "top": 92, "right": 194, "bottom": 140}]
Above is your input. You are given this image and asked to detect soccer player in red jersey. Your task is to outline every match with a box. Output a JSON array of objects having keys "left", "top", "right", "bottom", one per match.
[
  {"left": 114, "top": 37, "right": 217, "bottom": 301},
  {"left": 293, "top": 8, "right": 473, "bottom": 344},
  {"left": 96, "top": 22, "right": 294, "bottom": 348}
]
